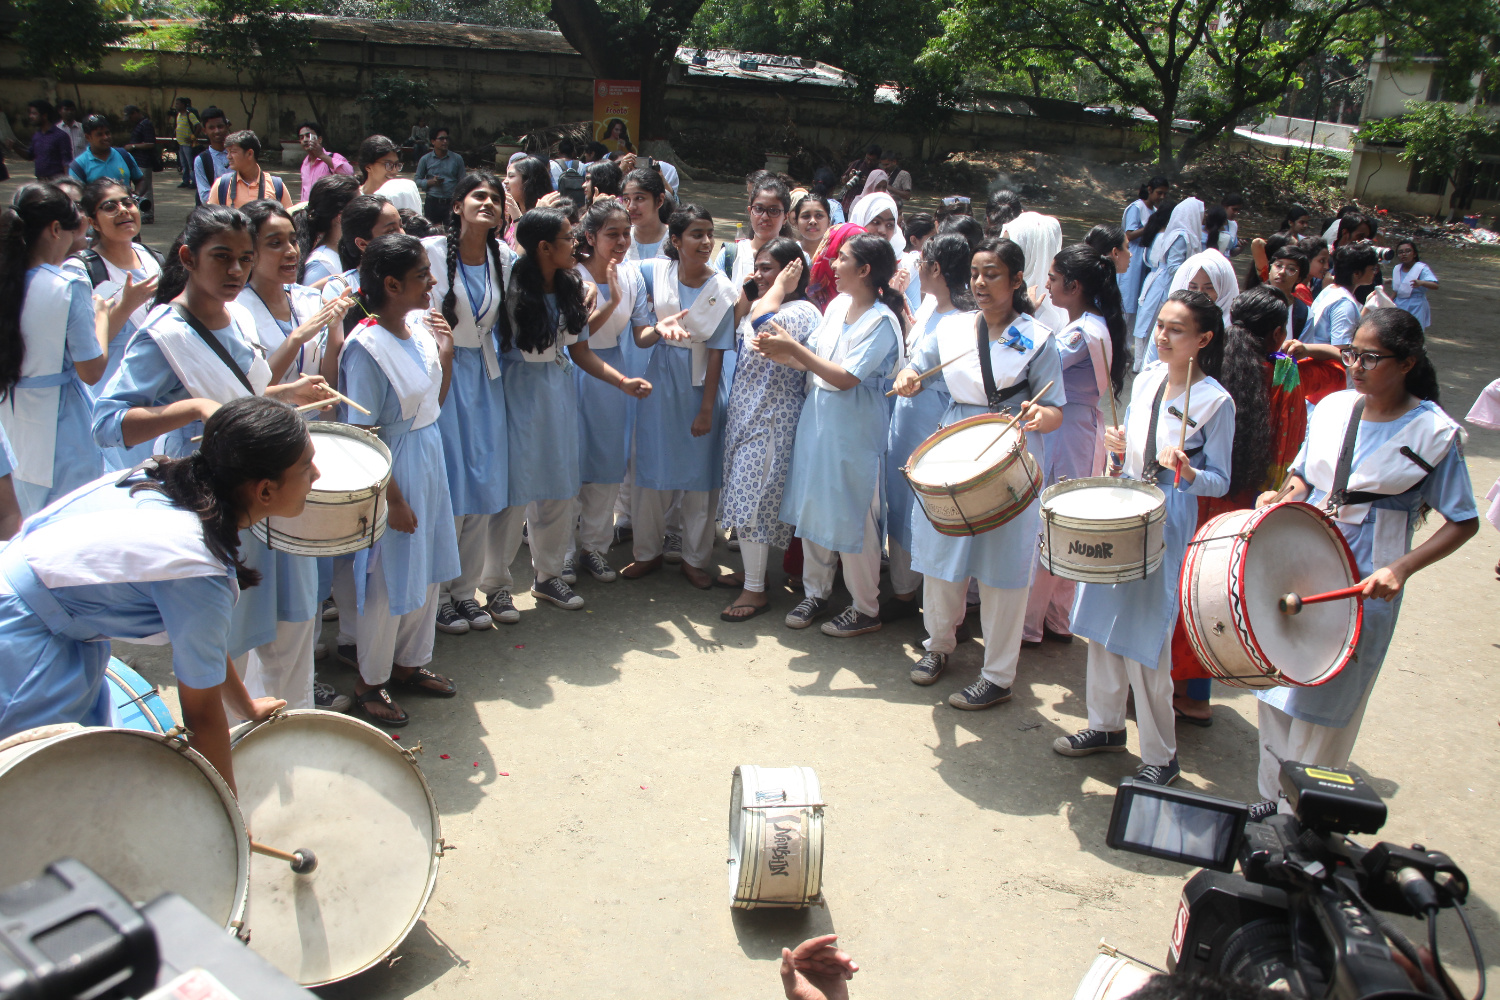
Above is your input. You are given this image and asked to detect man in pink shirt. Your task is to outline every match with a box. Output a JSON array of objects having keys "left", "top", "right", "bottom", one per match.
[{"left": 297, "top": 120, "right": 352, "bottom": 202}]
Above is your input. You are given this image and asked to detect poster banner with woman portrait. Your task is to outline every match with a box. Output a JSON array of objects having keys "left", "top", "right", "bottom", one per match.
[{"left": 593, "top": 80, "right": 641, "bottom": 153}]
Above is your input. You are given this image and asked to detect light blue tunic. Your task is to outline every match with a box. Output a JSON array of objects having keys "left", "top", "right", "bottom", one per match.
[
  {"left": 302, "top": 245, "right": 342, "bottom": 286},
  {"left": 435, "top": 261, "right": 509, "bottom": 516},
  {"left": 1040, "top": 314, "right": 1108, "bottom": 487},
  {"left": 1391, "top": 262, "right": 1435, "bottom": 330},
  {"left": 340, "top": 333, "right": 460, "bottom": 616},
  {"left": 1132, "top": 232, "right": 1191, "bottom": 342},
  {"left": 779, "top": 304, "right": 900, "bottom": 553},
  {"left": 906, "top": 315, "right": 1068, "bottom": 588},
  {"left": 1306, "top": 289, "right": 1361, "bottom": 346},
  {"left": 576, "top": 263, "right": 651, "bottom": 485},
  {"left": 1258, "top": 401, "right": 1475, "bottom": 727},
  {"left": 1071, "top": 366, "right": 1234, "bottom": 666},
  {"left": 635, "top": 267, "right": 736, "bottom": 492},
  {"left": 885, "top": 307, "right": 955, "bottom": 552},
  {"left": 0, "top": 474, "right": 233, "bottom": 740},
  {"left": 504, "top": 296, "right": 587, "bottom": 506},
  {"left": 0, "top": 424, "right": 15, "bottom": 477},
  {"left": 1120, "top": 200, "right": 1153, "bottom": 307}
]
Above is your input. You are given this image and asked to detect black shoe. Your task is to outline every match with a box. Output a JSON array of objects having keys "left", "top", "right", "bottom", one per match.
[
  {"left": 1052, "top": 728, "right": 1128, "bottom": 757},
  {"left": 435, "top": 602, "right": 470, "bottom": 635},
  {"left": 784, "top": 596, "right": 829, "bottom": 629},
  {"left": 1134, "top": 758, "right": 1181, "bottom": 786},
  {"left": 335, "top": 643, "right": 357, "bottom": 668},
  {"left": 948, "top": 679, "right": 1012, "bottom": 710},
  {"left": 909, "top": 651, "right": 947, "bottom": 685},
  {"left": 484, "top": 592, "right": 520, "bottom": 623},
  {"left": 454, "top": 597, "right": 493, "bottom": 630},
  {"left": 1043, "top": 626, "right": 1074, "bottom": 644},
  {"left": 821, "top": 607, "right": 882, "bottom": 637},
  {"left": 879, "top": 595, "right": 919, "bottom": 623},
  {"left": 532, "top": 577, "right": 584, "bottom": 609}
]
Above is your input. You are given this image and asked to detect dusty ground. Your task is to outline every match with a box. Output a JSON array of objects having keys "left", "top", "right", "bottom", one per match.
[{"left": 5, "top": 166, "right": 1497, "bottom": 999}]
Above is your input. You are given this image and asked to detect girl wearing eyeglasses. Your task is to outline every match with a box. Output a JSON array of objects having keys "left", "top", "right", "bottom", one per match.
[
  {"left": 1251, "top": 308, "right": 1477, "bottom": 806},
  {"left": 718, "top": 175, "right": 793, "bottom": 309}
]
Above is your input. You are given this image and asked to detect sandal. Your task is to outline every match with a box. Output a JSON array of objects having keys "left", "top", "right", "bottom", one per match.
[
  {"left": 356, "top": 686, "right": 409, "bottom": 727},
  {"left": 391, "top": 666, "right": 457, "bottom": 698},
  {"left": 720, "top": 602, "right": 771, "bottom": 622},
  {"left": 1174, "top": 707, "right": 1213, "bottom": 728},
  {"left": 713, "top": 572, "right": 746, "bottom": 589}
]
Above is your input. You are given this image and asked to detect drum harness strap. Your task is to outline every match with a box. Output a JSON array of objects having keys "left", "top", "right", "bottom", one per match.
[
  {"left": 977, "top": 313, "right": 1030, "bottom": 414},
  {"left": 172, "top": 304, "right": 256, "bottom": 396},
  {"left": 1141, "top": 376, "right": 1203, "bottom": 483},
  {"left": 1325, "top": 396, "right": 1437, "bottom": 510}
]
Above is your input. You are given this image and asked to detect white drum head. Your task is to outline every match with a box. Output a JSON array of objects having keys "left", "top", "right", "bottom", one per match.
[
  {"left": 231, "top": 711, "right": 440, "bottom": 987},
  {"left": 910, "top": 421, "right": 1022, "bottom": 486},
  {"left": 309, "top": 426, "right": 390, "bottom": 493},
  {"left": 0, "top": 729, "right": 247, "bottom": 927},
  {"left": 1240, "top": 504, "right": 1359, "bottom": 684},
  {"left": 1072, "top": 955, "right": 1154, "bottom": 1000},
  {"left": 1045, "top": 483, "right": 1160, "bottom": 520}
]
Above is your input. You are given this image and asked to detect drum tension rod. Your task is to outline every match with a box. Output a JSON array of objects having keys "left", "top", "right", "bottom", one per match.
[{"left": 251, "top": 840, "right": 319, "bottom": 874}]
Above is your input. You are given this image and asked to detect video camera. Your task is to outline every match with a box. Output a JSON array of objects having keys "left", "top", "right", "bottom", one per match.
[{"left": 1106, "top": 761, "right": 1483, "bottom": 1000}]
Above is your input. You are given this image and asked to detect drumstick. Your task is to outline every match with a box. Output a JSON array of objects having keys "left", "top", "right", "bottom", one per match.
[
  {"left": 250, "top": 840, "right": 319, "bottom": 874},
  {"left": 1105, "top": 382, "right": 1122, "bottom": 477},
  {"left": 973, "top": 380, "right": 1056, "bottom": 462},
  {"left": 317, "top": 385, "right": 372, "bottom": 416},
  {"left": 884, "top": 348, "right": 975, "bottom": 397},
  {"left": 1278, "top": 584, "right": 1366, "bottom": 615},
  {"left": 1174, "top": 358, "right": 1194, "bottom": 488}
]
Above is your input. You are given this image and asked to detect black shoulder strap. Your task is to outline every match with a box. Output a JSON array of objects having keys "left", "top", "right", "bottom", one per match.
[
  {"left": 139, "top": 242, "right": 165, "bottom": 267},
  {"left": 1141, "top": 374, "right": 1172, "bottom": 481},
  {"left": 976, "top": 313, "right": 1029, "bottom": 412},
  {"left": 171, "top": 303, "right": 255, "bottom": 396},
  {"left": 77, "top": 249, "right": 107, "bottom": 287},
  {"left": 1326, "top": 396, "right": 1367, "bottom": 509}
]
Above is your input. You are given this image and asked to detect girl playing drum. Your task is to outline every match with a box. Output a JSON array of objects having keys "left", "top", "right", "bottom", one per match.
[{"left": 1251, "top": 308, "right": 1476, "bottom": 807}]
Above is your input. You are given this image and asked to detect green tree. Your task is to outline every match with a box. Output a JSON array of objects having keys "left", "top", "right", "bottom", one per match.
[
  {"left": 189, "top": 0, "right": 318, "bottom": 125},
  {"left": 1360, "top": 102, "right": 1500, "bottom": 220},
  {"left": 358, "top": 73, "right": 437, "bottom": 138},
  {"left": 11, "top": 0, "right": 127, "bottom": 104}
]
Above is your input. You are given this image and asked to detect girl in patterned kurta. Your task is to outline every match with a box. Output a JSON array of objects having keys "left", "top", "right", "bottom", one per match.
[{"left": 716, "top": 238, "right": 820, "bottom": 621}]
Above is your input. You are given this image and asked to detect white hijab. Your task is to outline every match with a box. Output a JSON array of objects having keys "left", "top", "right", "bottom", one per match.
[
  {"left": 1000, "top": 211, "right": 1063, "bottom": 292},
  {"left": 1149, "top": 198, "right": 1204, "bottom": 267},
  {"left": 1169, "top": 250, "right": 1239, "bottom": 326},
  {"left": 850, "top": 193, "right": 906, "bottom": 254}
]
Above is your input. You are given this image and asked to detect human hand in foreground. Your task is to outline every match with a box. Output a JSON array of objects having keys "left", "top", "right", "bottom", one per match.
[{"left": 780, "top": 934, "right": 857, "bottom": 1000}]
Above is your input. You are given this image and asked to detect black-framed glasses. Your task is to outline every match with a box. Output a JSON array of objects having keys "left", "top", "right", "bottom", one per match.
[
  {"left": 1340, "top": 347, "right": 1396, "bottom": 371},
  {"left": 96, "top": 196, "right": 138, "bottom": 214},
  {"left": 749, "top": 204, "right": 784, "bottom": 218}
]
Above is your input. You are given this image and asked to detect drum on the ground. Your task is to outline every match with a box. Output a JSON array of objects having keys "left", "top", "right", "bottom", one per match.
[
  {"left": 1180, "top": 501, "right": 1362, "bottom": 689},
  {"left": 1071, "top": 954, "right": 1156, "bottom": 1000},
  {"left": 250, "top": 422, "right": 392, "bottom": 557},
  {"left": 105, "top": 657, "right": 176, "bottom": 733},
  {"left": 0, "top": 727, "right": 249, "bottom": 935},
  {"left": 728, "top": 765, "right": 824, "bottom": 909},
  {"left": 1038, "top": 477, "right": 1167, "bottom": 583},
  {"left": 230, "top": 710, "right": 442, "bottom": 987},
  {"left": 904, "top": 413, "right": 1041, "bottom": 536}
]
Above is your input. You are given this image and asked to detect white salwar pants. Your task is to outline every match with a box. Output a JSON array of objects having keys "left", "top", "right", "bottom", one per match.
[
  {"left": 923, "top": 577, "right": 1027, "bottom": 688},
  {"left": 802, "top": 489, "right": 881, "bottom": 618},
  {"left": 740, "top": 539, "right": 770, "bottom": 593},
  {"left": 1256, "top": 682, "right": 1375, "bottom": 805},
  {"left": 1023, "top": 558, "right": 1075, "bottom": 641},
  {"left": 572, "top": 481, "right": 617, "bottom": 557},
  {"left": 887, "top": 538, "right": 922, "bottom": 596},
  {"left": 232, "top": 617, "right": 318, "bottom": 712},
  {"left": 478, "top": 506, "right": 528, "bottom": 598},
  {"left": 443, "top": 513, "right": 508, "bottom": 605},
  {"left": 332, "top": 550, "right": 439, "bottom": 687},
  {"left": 1085, "top": 639, "right": 1176, "bottom": 766},
  {"left": 631, "top": 486, "right": 717, "bottom": 568},
  {"left": 486, "top": 500, "right": 574, "bottom": 586}
]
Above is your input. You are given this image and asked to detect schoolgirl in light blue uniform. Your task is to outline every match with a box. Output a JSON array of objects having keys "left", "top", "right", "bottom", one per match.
[
  {"left": 1132, "top": 198, "right": 1202, "bottom": 366},
  {"left": 1120, "top": 178, "right": 1166, "bottom": 320}
]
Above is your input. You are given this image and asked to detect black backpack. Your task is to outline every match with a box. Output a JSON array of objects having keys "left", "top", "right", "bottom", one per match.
[
  {"left": 75, "top": 244, "right": 166, "bottom": 287},
  {"left": 556, "top": 159, "right": 586, "bottom": 210}
]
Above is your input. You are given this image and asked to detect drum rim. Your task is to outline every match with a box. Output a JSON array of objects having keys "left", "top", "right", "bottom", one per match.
[
  {"left": 905, "top": 412, "right": 1030, "bottom": 491},
  {"left": 229, "top": 708, "right": 443, "bottom": 987},
  {"left": 104, "top": 660, "right": 173, "bottom": 735},
  {"left": 299, "top": 422, "right": 394, "bottom": 504},
  {"left": 250, "top": 515, "right": 389, "bottom": 554},
  {"left": 0, "top": 727, "right": 250, "bottom": 932},
  {"left": 729, "top": 765, "right": 824, "bottom": 909},
  {"left": 1039, "top": 476, "right": 1168, "bottom": 529}
]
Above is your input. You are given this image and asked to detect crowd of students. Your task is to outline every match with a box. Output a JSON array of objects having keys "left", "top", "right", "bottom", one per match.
[{"left": 0, "top": 130, "right": 1479, "bottom": 811}]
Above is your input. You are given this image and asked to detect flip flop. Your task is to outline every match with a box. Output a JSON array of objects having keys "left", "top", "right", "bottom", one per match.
[
  {"left": 390, "top": 666, "right": 457, "bottom": 698},
  {"left": 1174, "top": 708, "right": 1213, "bottom": 728},
  {"left": 713, "top": 572, "right": 745, "bottom": 589},
  {"left": 720, "top": 603, "right": 771, "bottom": 622},
  {"left": 356, "top": 686, "right": 409, "bottom": 727}
]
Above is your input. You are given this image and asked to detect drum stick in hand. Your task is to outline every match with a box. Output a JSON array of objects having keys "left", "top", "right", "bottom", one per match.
[
  {"left": 1278, "top": 584, "right": 1366, "bottom": 615},
  {"left": 884, "top": 347, "right": 975, "bottom": 397},
  {"left": 1174, "top": 358, "right": 1194, "bottom": 488},
  {"left": 974, "top": 379, "right": 1056, "bottom": 462},
  {"left": 1105, "top": 384, "right": 1122, "bottom": 477}
]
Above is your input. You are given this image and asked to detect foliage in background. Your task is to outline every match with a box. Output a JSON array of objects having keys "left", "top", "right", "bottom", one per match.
[
  {"left": 11, "top": 0, "right": 128, "bottom": 101},
  {"left": 1360, "top": 102, "right": 1500, "bottom": 219},
  {"left": 188, "top": 0, "right": 318, "bottom": 124},
  {"left": 358, "top": 73, "right": 436, "bottom": 138},
  {"left": 302, "top": 0, "right": 551, "bottom": 28}
]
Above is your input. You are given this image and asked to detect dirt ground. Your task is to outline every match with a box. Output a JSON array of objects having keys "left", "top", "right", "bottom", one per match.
[{"left": 5, "top": 165, "right": 1497, "bottom": 999}]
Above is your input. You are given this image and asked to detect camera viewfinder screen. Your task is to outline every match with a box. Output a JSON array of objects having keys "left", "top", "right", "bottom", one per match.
[{"left": 1106, "top": 781, "right": 1247, "bottom": 871}]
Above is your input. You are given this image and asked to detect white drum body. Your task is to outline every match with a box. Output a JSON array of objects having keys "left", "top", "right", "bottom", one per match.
[
  {"left": 1071, "top": 955, "right": 1155, "bottom": 1000},
  {"left": 728, "top": 765, "right": 824, "bottom": 909},
  {"left": 0, "top": 727, "right": 249, "bottom": 935},
  {"left": 251, "top": 422, "right": 391, "bottom": 557},
  {"left": 1180, "top": 502, "right": 1362, "bottom": 689},
  {"left": 1038, "top": 478, "right": 1167, "bottom": 583},
  {"left": 230, "top": 710, "right": 441, "bottom": 986},
  {"left": 905, "top": 413, "right": 1041, "bottom": 536}
]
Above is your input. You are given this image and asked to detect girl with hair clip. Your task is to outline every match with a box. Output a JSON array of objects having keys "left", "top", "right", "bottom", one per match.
[
  {"left": 356, "top": 135, "right": 422, "bottom": 214},
  {"left": 1169, "top": 285, "right": 1300, "bottom": 725},
  {"left": 763, "top": 233, "right": 906, "bottom": 637},
  {"left": 880, "top": 232, "right": 975, "bottom": 624},
  {"left": 298, "top": 173, "right": 360, "bottom": 284},
  {"left": 1132, "top": 198, "right": 1203, "bottom": 370},
  {"left": 418, "top": 172, "right": 519, "bottom": 634},
  {"left": 1023, "top": 242, "right": 1129, "bottom": 647},
  {"left": 1121, "top": 177, "right": 1168, "bottom": 327},
  {"left": 568, "top": 199, "right": 654, "bottom": 587},
  {"left": 893, "top": 237, "right": 1066, "bottom": 704},
  {"left": 621, "top": 204, "right": 736, "bottom": 588},
  {"left": 1001, "top": 210, "right": 1068, "bottom": 332},
  {"left": 716, "top": 237, "right": 820, "bottom": 621},
  {"left": 1251, "top": 309, "right": 1477, "bottom": 807},
  {"left": 1056, "top": 290, "right": 1234, "bottom": 786},
  {"left": 0, "top": 397, "right": 308, "bottom": 784},
  {"left": 334, "top": 233, "right": 461, "bottom": 726},
  {"left": 0, "top": 183, "right": 110, "bottom": 517},
  {"left": 1084, "top": 223, "right": 1131, "bottom": 277},
  {"left": 791, "top": 191, "right": 832, "bottom": 259}
]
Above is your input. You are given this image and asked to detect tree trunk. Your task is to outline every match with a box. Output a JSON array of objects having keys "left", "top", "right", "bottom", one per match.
[
  {"left": 1157, "top": 114, "right": 1177, "bottom": 177},
  {"left": 637, "top": 49, "right": 675, "bottom": 140}
]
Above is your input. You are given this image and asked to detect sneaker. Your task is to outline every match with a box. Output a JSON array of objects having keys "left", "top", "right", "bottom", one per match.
[
  {"left": 314, "top": 641, "right": 328, "bottom": 661},
  {"left": 321, "top": 598, "right": 339, "bottom": 621},
  {"left": 580, "top": 550, "right": 617, "bottom": 582},
  {"left": 613, "top": 521, "right": 633, "bottom": 547},
  {"left": 784, "top": 596, "right": 829, "bottom": 629},
  {"left": 1134, "top": 758, "right": 1181, "bottom": 786},
  {"left": 532, "top": 577, "right": 585, "bottom": 610},
  {"left": 948, "top": 679, "right": 1012, "bottom": 710},
  {"left": 455, "top": 598, "right": 492, "bottom": 630},
  {"left": 560, "top": 556, "right": 578, "bottom": 585},
  {"left": 909, "top": 651, "right": 947, "bottom": 685},
  {"left": 521, "top": 523, "right": 530, "bottom": 547},
  {"left": 821, "top": 607, "right": 882, "bottom": 637},
  {"left": 879, "top": 595, "right": 920, "bottom": 623},
  {"left": 313, "top": 681, "right": 351, "bottom": 713},
  {"left": 335, "top": 644, "right": 358, "bottom": 668},
  {"left": 662, "top": 533, "right": 683, "bottom": 564},
  {"left": 727, "top": 527, "right": 740, "bottom": 551},
  {"left": 484, "top": 592, "right": 520, "bottom": 624},
  {"left": 1053, "top": 728, "right": 1129, "bottom": 757},
  {"left": 435, "top": 602, "right": 470, "bottom": 634}
]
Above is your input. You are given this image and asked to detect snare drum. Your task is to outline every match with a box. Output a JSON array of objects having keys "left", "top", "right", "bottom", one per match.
[
  {"left": 1038, "top": 477, "right": 1167, "bottom": 583},
  {"left": 728, "top": 765, "right": 824, "bottom": 909},
  {"left": 251, "top": 422, "right": 392, "bottom": 557},
  {"left": 105, "top": 657, "right": 176, "bottom": 733},
  {"left": 231, "top": 710, "right": 442, "bottom": 986},
  {"left": 1180, "top": 502, "right": 1361, "bottom": 689},
  {"left": 904, "top": 413, "right": 1041, "bottom": 536},
  {"left": 0, "top": 727, "right": 249, "bottom": 934},
  {"left": 1071, "top": 955, "right": 1155, "bottom": 1000}
]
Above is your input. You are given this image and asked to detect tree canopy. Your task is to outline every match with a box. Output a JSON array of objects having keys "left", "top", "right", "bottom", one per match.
[{"left": 1361, "top": 102, "right": 1500, "bottom": 219}]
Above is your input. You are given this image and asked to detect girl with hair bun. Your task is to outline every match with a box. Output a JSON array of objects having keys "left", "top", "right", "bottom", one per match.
[
  {"left": 1251, "top": 308, "right": 1476, "bottom": 806},
  {"left": 762, "top": 232, "right": 905, "bottom": 638},
  {"left": 893, "top": 236, "right": 1065, "bottom": 706},
  {"left": 1058, "top": 289, "right": 1235, "bottom": 787}
]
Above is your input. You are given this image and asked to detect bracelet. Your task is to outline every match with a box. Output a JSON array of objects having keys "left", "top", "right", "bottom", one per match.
[{"left": 617, "top": 373, "right": 627, "bottom": 388}]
